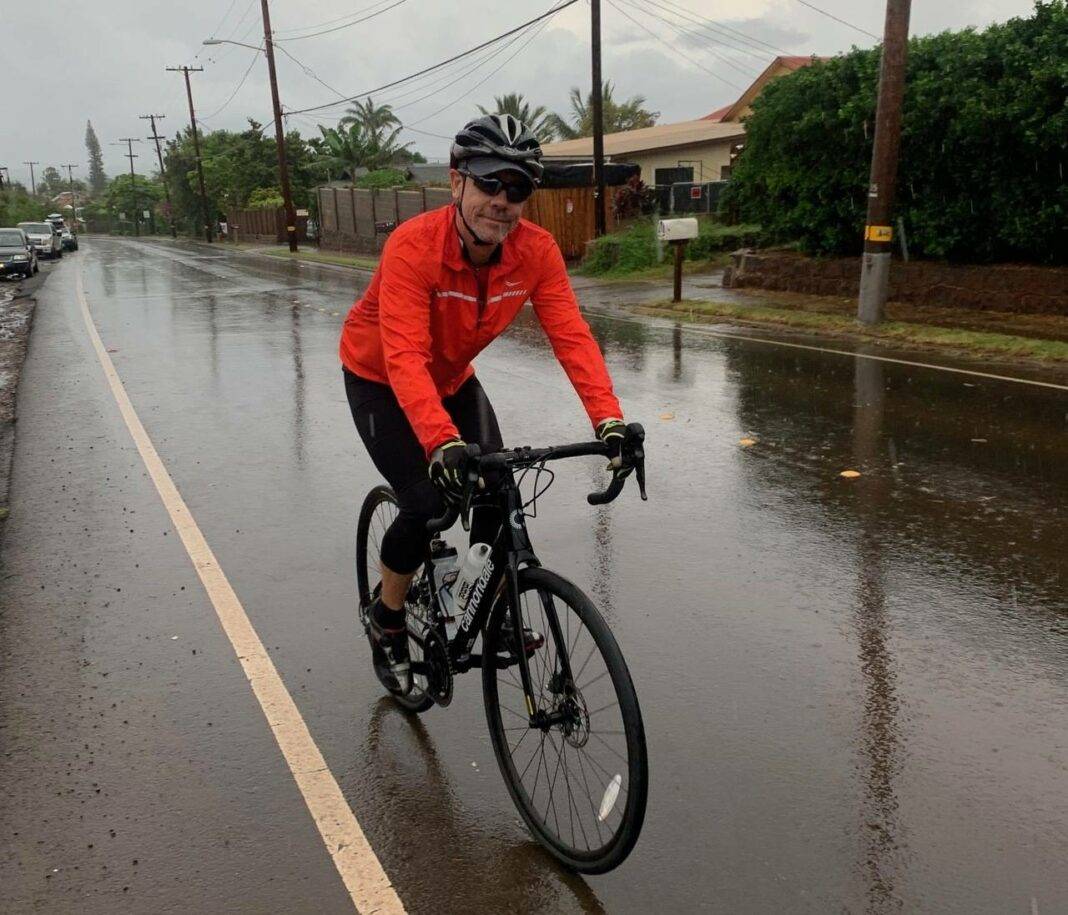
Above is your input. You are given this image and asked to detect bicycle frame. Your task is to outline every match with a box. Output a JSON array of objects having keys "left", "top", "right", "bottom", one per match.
[{"left": 410, "top": 464, "right": 576, "bottom": 726}]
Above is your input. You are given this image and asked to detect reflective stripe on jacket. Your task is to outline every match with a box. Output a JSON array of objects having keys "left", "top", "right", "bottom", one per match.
[{"left": 339, "top": 205, "right": 622, "bottom": 457}]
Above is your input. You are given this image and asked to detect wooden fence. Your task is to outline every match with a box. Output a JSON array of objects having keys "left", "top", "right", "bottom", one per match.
[
  {"left": 316, "top": 185, "right": 614, "bottom": 259},
  {"left": 225, "top": 207, "right": 310, "bottom": 245}
]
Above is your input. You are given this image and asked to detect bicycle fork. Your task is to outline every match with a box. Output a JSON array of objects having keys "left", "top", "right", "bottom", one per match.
[{"left": 505, "top": 556, "right": 578, "bottom": 731}]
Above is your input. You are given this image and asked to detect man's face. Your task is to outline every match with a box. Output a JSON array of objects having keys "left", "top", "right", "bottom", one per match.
[{"left": 450, "top": 168, "right": 528, "bottom": 245}]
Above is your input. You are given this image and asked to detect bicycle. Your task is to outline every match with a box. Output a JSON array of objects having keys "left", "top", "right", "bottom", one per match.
[{"left": 355, "top": 423, "right": 649, "bottom": 873}]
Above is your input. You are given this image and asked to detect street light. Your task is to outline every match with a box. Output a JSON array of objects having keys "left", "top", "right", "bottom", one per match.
[
  {"left": 202, "top": 0, "right": 299, "bottom": 252},
  {"left": 202, "top": 38, "right": 262, "bottom": 51}
]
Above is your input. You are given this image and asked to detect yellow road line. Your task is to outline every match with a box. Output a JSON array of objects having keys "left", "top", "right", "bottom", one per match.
[{"left": 75, "top": 257, "right": 405, "bottom": 915}]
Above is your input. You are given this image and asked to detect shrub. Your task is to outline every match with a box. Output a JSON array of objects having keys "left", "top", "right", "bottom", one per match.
[
  {"left": 354, "top": 169, "right": 408, "bottom": 189},
  {"left": 723, "top": 1, "right": 1068, "bottom": 264},
  {"left": 581, "top": 217, "right": 762, "bottom": 275}
]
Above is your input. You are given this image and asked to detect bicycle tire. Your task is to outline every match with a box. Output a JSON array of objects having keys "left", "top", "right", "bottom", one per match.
[
  {"left": 482, "top": 567, "right": 648, "bottom": 873},
  {"left": 356, "top": 485, "right": 433, "bottom": 713}
]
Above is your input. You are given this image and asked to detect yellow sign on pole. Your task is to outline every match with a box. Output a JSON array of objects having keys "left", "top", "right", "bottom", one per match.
[{"left": 865, "top": 224, "right": 894, "bottom": 243}]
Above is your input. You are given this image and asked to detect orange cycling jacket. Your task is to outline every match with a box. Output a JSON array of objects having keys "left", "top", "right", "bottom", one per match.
[{"left": 339, "top": 204, "right": 622, "bottom": 458}]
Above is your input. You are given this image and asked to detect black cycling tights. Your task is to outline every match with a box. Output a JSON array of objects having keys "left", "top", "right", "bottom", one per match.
[{"left": 345, "top": 369, "right": 504, "bottom": 575}]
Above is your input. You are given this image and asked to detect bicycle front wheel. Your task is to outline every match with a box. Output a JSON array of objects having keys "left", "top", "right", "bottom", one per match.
[{"left": 483, "top": 567, "right": 648, "bottom": 873}]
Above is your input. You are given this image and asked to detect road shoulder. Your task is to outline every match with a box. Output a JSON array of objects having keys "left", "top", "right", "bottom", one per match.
[{"left": 0, "top": 271, "right": 47, "bottom": 538}]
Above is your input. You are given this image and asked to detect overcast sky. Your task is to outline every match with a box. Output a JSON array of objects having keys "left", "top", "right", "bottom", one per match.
[{"left": 3, "top": 0, "right": 1038, "bottom": 189}]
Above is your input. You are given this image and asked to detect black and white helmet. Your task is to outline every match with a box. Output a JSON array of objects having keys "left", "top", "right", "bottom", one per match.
[{"left": 451, "top": 114, "right": 544, "bottom": 182}]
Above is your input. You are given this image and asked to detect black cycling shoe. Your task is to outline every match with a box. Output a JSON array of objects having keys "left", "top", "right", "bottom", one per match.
[{"left": 366, "top": 598, "right": 412, "bottom": 695}]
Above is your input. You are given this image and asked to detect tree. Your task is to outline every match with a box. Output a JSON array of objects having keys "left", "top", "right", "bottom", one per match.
[
  {"left": 38, "top": 167, "right": 67, "bottom": 199},
  {"left": 163, "top": 119, "right": 318, "bottom": 230},
  {"left": 477, "top": 93, "right": 556, "bottom": 142},
  {"left": 723, "top": 0, "right": 1068, "bottom": 264},
  {"left": 85, "top": 121, "right": 107, "bottom": 194},
  {"left": 548, "top": 81, "right": 659, "bottom": 140},
  {"left": 340, "top": 97, "right": 399, "bottom": 145},
  {"left": 314, "top": 118, "right": 414, "bottom": 176},
  {"left": 103, "top": 173, "right": 164, "bottom": 234},
  {"left": 314, "top": 124, "right": 370, "bottom": 181}
]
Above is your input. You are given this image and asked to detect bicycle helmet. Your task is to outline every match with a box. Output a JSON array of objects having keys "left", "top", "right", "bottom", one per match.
[{"left": 450, "top": 114, "right": 544, "bottom": 183}]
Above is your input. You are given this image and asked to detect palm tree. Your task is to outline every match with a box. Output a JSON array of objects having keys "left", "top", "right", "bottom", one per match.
[
  {"left": 477, "top": 92, "right": 556, "bottom": 143},
  {"left": 315, "top": 124, "right": 370, "bottom": 181},
  {"left": 548, "top": 81, "right": 659, "bottom": 140},
  {"left": 340, "top": 97, "right": 400, "bottom": 147}
]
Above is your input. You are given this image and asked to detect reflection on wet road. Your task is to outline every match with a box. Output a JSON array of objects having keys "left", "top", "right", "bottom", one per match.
[{"left": 2, "top": 237, "right": 1065, "bottom": 913}]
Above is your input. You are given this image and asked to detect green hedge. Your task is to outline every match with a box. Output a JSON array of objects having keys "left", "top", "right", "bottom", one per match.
[
  {"left": 722, "top": 1, "right": 1068, "bottom": 264},
  {"left": 581, "top": 218, "right": 762, "bottom": 275}
]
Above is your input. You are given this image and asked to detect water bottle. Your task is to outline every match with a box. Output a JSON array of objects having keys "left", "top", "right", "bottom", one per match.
[
  {"left": 453, "top": 543, "right": 493, "bottom": 618},
  {"left": 429, "top": 539, "right": 460, "bottom": 638}
]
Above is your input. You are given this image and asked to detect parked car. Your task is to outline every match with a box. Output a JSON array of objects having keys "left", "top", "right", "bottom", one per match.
[
  {"left": 0, "top": 228, "right": 39, "bottom": 278},
  {"left": 59, "top": 227, "right": 78, "bottom": 251},
  {"left": 17, "top": 221, "right": 62, "bottom": 259}
]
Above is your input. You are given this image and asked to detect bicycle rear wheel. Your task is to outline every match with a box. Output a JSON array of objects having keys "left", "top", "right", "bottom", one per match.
[
  {"left": 482, "top": 567, "right": 648, "bottom": 873},
  {"left": 356, "top": 485, "right": 433, "bottom": 713}
]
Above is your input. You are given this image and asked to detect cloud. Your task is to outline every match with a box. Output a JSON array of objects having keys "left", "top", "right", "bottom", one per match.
[{"left": 0, "top": 0, "right": 1041, "bottom": 185}]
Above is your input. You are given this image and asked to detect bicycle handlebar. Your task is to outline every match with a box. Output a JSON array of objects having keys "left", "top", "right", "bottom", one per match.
[{"left": 426, "top": 423, "right": 647, "bottom": 534}]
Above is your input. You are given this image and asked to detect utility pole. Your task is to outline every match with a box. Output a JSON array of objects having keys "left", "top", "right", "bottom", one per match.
[
  {"left": 141, "top": 114, "right": 177, "bottom": 238},
  {"left": 114, "top": 139, "right": 142, "bottom": 236},
  {"left": 23, "top": 161, "right": 39, "bottom": 196},
  {"left": 167, "top": 66, "right": 213, "bottom": 243},
  {"left": 590, "top": 0, "right": 606, "bottom": 237},
  {"left": 259, "top": 0, "right": 299, "bottom": 252},
  {"left": 61, "top": 163, "right": 79, "bottom": 229},
  {"left": 857, "top": 0, "right": 912, "bottom": 326}
]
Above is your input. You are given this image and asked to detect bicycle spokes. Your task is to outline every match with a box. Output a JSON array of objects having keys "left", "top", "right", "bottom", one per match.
[{"left": 493, "top": 587, "right": 633, "bottom": 853}]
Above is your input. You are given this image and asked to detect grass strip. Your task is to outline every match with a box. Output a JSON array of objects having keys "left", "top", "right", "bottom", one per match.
[
  {"left": 642, "top": 299, "right": 1068, "bottom": 363},
  {"left": 254, "top": 247, "right": 380, "bottom": 272}
]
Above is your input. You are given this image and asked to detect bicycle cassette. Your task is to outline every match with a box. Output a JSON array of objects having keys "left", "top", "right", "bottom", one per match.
[{"left": 424, "top": 628, "right": 453, "bottom": 707}]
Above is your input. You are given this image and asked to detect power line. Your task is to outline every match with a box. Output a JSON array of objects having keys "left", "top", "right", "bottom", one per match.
[
  {"left": 606, "top": 0, "right": 745, "bottom": 90},
  {"left": 618, "top": 0, "right": 762, "bottom": 76},
  {"left": 793, "top": 0, "right": 880, "bottom": 41},
  {"left": 643, "top": 0, "right": 790, "bottom": 58},
  {"left": 275, "top": 0, "right": 408, "bottom": 42},
  {"left": 274, "top": 43, "right": 351, "bottom": 101},
  {"left": 409, "top": 15, "right": 556, "bottom": 126},
  {"left": 207, "top": 0, "right": 242, "bottom": 41},
  {"left": 286, "top": 0, "right": 581, "bottom": 116},
  {"left": 200, "top": 46, "right": 264, "bottom": 121},
  {"left": 272, "top": 0, "right": 400, "bottom": 36},
  {"left": 391, "top": 16, "right": 548, "bottom": 114}
]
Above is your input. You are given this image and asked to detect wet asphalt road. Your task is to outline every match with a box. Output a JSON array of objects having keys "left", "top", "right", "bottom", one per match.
[{"left": 1, "top": 236, "right": 1066, "bottom": 913}]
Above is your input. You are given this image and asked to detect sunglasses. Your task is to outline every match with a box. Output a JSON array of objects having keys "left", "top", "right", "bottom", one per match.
[{"left": 465, "top": 171, "right": 535, "bottom": 203}]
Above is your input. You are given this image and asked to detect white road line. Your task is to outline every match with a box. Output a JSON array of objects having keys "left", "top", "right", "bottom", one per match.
[
  {"left": 586, "top": 308, "right": 1068, "bottom": 393},
  {"left": 74, "top": 254, "right": 405, "bottom": 915}
]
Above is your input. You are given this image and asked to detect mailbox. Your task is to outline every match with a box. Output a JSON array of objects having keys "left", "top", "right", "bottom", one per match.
[{"left": 656, "top": 217, "right": 699, "bottom": 242}]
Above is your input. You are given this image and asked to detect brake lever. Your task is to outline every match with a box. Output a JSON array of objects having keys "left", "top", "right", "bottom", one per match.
[{"left": 459, "top": 444, "right": 483, "bottom": 533}]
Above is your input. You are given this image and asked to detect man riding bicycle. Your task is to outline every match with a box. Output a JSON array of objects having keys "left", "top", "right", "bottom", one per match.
[{"left": 340, "top": 114, "right": 636, "bottom": 692}]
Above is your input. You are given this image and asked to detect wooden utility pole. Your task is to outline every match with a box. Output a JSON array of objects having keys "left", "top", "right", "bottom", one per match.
[
  {"left": 114, "top": 139, "right": 142, "bottom": 236},
  {"left": 23, "top": 161, "right": 39, "bottom": 196},
  {"left": 141, "top": 114, "right": 178, "bottom": 238},
  {"left": 590, "top": 0, "right": 606, "bottom": 237},
  {"left": 61, "top": 164, "right": 79, "bottom": 228},
  {"left": 259, "top": 0, "right": 299, "bottom": 252},
  {"left": 168, "top": 66, "right": 213, "bottom": 243},
  {"left": 857, "top": 0, "right": 912, "bottom": 326}
]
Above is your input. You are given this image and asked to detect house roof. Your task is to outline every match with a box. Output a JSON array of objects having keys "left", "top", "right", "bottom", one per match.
[
  {"left": 710, "top": 55, "right": 830, "bottom": 122},
  {"left": 700, "top": 104, "right": 732, "bottom": 123},
  {"left": 540, "top": 119, "right": 745, "bottom": 159}
]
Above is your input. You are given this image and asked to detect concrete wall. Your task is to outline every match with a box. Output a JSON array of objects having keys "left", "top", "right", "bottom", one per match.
[{"left": 724, "top": 250, "right": 1068, "bottom": 315}]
